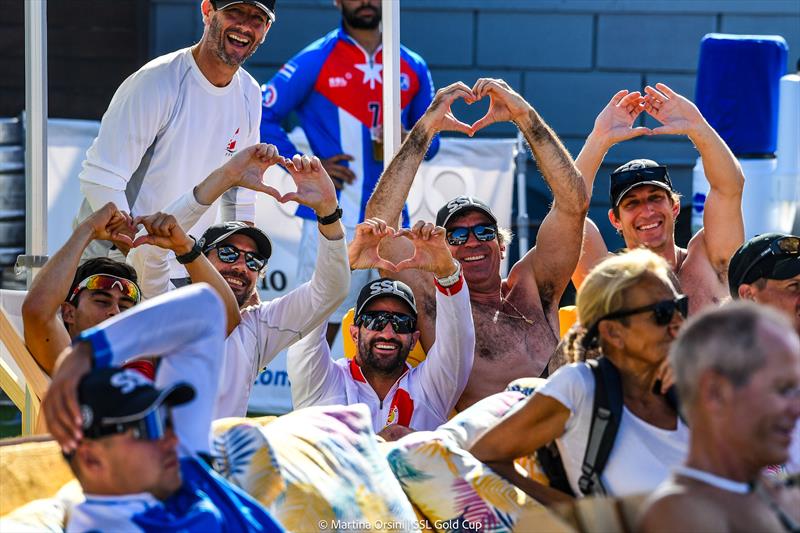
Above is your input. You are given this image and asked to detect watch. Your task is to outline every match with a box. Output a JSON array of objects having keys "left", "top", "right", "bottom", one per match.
[
  {"left": 317, "top": 205, "right": 343, "bottom": 225},
  {"left": 175, "top": 236, "right": 202, "bottom": 264},
  {"left": 434, "top": 259, "right": 462, "bottom": 288}
]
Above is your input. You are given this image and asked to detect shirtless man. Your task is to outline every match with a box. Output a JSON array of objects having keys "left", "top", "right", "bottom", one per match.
[
  {"left": 572, "top": 83, "right": 745, "bottom": 315},
  {"left": 639, "top": 302, "right": 800, "bottom": 532},
  {"left": 365, "top": 79, "right": 588, "bottom": 409}
]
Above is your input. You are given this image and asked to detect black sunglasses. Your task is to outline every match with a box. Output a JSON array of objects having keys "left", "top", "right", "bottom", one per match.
[
  {"left": 208, "top": 244, "right": 267, "bottom": 272},
  {"left": 356, "top": 311, "right": 417, "bottom": 334},
  {"left": 738, "top": 236, "right": 800, "bottom": 285},
  {"left": 582, "top": 295, "right": 688, "bottom": 348},
  {"left": 446, "top": 224, "right": 498, "bottom": 246}
]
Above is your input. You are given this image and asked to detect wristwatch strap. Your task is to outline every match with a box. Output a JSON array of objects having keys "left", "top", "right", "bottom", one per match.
[
  {"left": 175, "top": 236, "right": 202, "bottom": 264},
  {"left": 317, "top": 205, "right": 343, "bottom": 225}
]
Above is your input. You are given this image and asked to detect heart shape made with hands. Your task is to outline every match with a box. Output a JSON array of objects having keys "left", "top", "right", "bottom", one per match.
[{"left": 445, "top": 90, "right": 510, "bottom": 136}]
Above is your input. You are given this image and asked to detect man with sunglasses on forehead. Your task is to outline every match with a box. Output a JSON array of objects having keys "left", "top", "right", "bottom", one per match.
[
  {"left": 571, "top": 83, "right": 745, "bottom": 316},
  {"left": 42, "top": 285, "right": 284, "bottom": 532},
  {"left": 365, "top": 79, "right": 589, "bottom": 410},
  {"left": 288, "top": 217, "right": 474, "bottom": 435}
]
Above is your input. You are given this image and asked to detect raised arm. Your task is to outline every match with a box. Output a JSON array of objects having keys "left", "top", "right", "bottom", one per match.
[
  {"left": 286, "top": 323, "right": 342, "bottom": 409},
  {"left": 572, "top": 90, "right": 650, "bottom": 288},
  {"left": 644, "top": 83, "right": 745, "bottom": 274},
  {"left": 471, "top": 78, "right": 589, "bottom": 314},
  {"left": 22, "top": 203, "right": 135, "bottom": 375}
]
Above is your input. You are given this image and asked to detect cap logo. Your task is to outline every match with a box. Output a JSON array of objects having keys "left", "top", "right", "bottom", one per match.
[
  {"left": 110, "top": 370, "right": 151, "bottom": 395},
  {"left": 369, "top": 279, "right": 401, "bottom": 296},
  {"left": 81, "top": 405, "right": 94, "bottom": 430},
  {"left": 446, "top": 197, "right": 472, "bottom": 215}
]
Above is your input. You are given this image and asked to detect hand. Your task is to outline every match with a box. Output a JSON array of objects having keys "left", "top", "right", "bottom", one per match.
[
  {"left": 83, "top": 202, "right": 136, "bottom": 251},
  {"left": 651, "top": 357, "right": 676, "bottom": 395},
  {"left": 394, "top": 221, "right": 457, "bottom": 277},
  {"left": 348, "top": 218, "right": 399, "bottom": 272},
  {"left": 130, "top": 212, "right": 194, "bottom": 254},
  {"left": 321, "top": 154, "right": 356, "bottom": 191},
  {"left": 42, "top": 342, "right": 93, "bottom": 452},
  {"left": 270, "top": 155, "right": 338, "bottom": 216},
  {"left": 589, "top": 90, "right": 651, "bottom": 147},
  {"left": 644, "top": 83, "right": 705, "bottom": 136},
  {"left": 470, "top": 78, "right": 532, "bottom": 133},
  {"left": 419, "top": 82, "right": 476, "bottom": 136},
  {"left": 223, "top": 143, "right": 284, "bottom": 192}
]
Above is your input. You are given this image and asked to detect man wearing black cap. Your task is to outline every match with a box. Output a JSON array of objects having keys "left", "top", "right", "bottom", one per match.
[
  {"left": 43, "top": 284, "right": 284, "bottom": 532},
  {"left": 729, "top": 233, "right": 800, "bottom": 335},
  {"left": 77, "top": 0, "right": 276, "bottom": 282},
  {"left": 365, "top": 78, "right": 589, "bottom": 409},
  {"left": 129, "top": 153, "right": 350, "bottom": 418},
  {"left": 288, "top": 218, "right": 474, "bottom": 434},
  {"left": 571, "top": 83, "right": 745, "bottom": 315}
]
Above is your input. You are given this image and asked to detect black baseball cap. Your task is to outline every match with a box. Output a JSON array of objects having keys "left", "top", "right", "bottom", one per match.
[
  {"left": 211, "top": 0, "right": 276, "bottom": 22},
  {"left": 199, "top": 221, "right": 272, "bottom": 261},
  {"left": 436, "top": 196, "right": 498, "bottom": 227},
  {"left": 609, "top": 159, "right": 675, "bottom": 207},
  {"left": 355, "top": 278, "right": 417, "bottom": 319},
  {"left": 78, "top": 368, "right": 194, "bottom": 439},
  {"left": 728, "top": 233, "right": 800, "bottom": 297}
]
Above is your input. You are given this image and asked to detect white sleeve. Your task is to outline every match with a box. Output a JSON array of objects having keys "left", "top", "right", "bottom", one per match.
[
  {"left": 251, "top": 233, "right": 350, "bottom": 369},
  {"left": 286, "top": 322, "right": 342, "bottom": 408},
  {"left": 76, "top": 284, "right": 225, "bottom": 456},
  {"left": 415, "top": 278, "right": 475, "bottom": 419},
  {"left": 536, "top": 363, "right": 592, "bottom": 431},
  {"left": 220, "top": 82, "right": 261, "bottom": 223},
  {"left": 126, "top": 190, "right": 212, "bottom": 299},
  {"left": 79, "top": 69, "right": 172, "bottom": 214}
]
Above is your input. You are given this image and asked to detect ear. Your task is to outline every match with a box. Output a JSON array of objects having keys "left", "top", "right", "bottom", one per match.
[
  {"left": 349, "top": 324, "right": 359, "bottom": 345},
  {"left": 409, "top": 331, "right": 421, "bottom": 351},
  {"left": 671, "top": 198, "right": 681, "bottom": 219},
  {"left": 698, "top": 369, "right": 735, "bottom": 414},
  {"left": 61, "top": 302, "right": 76, "bottom": 327},
  {"left": 499, "top": 240, "right": 507, "bottom": 260},
  {"left": 201, "top": 0, "right": 213, "bottom": 22},
  {"left": 598, "top": 320, "right": 625, "bottom": 350},
  {"left": 608, "top": 208, "right": 623, "bottom": 232},
  {"left": 738, "top": 283, "right": 756, "bottom": 301},
  {"left": 76, "top": 442, "right": 105, "bottom": 475}
]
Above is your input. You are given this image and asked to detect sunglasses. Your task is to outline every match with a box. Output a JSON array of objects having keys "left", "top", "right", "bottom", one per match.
[
  {"left": 738, "top": 236, "right": 800, "bottom": 285},
  {"left": 356, "top": 311, "right": 417, "bottom": 334},
  {"left": 69, "top": 274, "right": 141, "bottom": 304},
  {"left": 582, "top": 295, "right": 688, "bottom": 349},
  {"left": 208, "top": 244, "right": 267, "bottom": 272},
  {"left": 88, "top": 404, "right": 173, "bottom": 441},
  {"left": 446, "top": 224, "right": 498, "bottom": 246}
]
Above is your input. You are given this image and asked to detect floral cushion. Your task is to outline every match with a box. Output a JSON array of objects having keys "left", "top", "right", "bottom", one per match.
[
  {"left": 385, "top": 431, "right": 542, "bottom": 532},
  {"left": 213, "top": 404, "right": 417, "bottom": 531}
]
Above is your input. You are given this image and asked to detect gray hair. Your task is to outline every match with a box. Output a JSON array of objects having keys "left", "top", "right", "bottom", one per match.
[{"left": 669, "top": 301, "right": 794, "bottom": 416}]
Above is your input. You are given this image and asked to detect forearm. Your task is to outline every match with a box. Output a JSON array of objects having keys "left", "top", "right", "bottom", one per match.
[
  {"left": 80, "top": 181, "right": 130, "bottom": 214},
  {"left": 486, "top": 461, "right": 574, "bottom": 506},
  {"left": 574, "top": 131, "right": 611, "bottom": 195},
  {"left": 192, "top": 166, "right": 237, "bottom": 207},
  {"left": 365, "top": 122, "right": 435, "bottom": 227},
  {"left": 183, "top": 254, "right": 241, "bottom": 335},
  {"left": 286, "top": 323, "right": 337, "bottom": 408},
  {"left": 690, "top": 122, "right": 744, "bottom": 197},
  {"left": 517, "top": 110, "right": 588, "bottom": 215}
]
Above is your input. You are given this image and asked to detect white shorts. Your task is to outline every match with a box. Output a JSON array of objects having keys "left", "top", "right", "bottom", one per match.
[{"left": 296, "top": 218, "right": 378, "bottom": 324}]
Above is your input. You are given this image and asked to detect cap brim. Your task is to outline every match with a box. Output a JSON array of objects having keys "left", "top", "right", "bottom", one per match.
[
  {"left": 356, "top": 293, "right": 417, "bottom": 319},
  {"left": 103, "top": 382, "right": 195, "bottom": 425},
  {"left": 613, "top": 181, "right": 673, "bottom": 206},
  {"left": 441, "top": 206, "right": 498, "bottom": 228},
  {"left": 208, "top": 227, "right": 272, "bottom": 260},
  {"left": 218, "top": 0, "right": 275, "bottom": 22},
  {"left": 772, "top": 257, "right": 800, "bottom": 280}
]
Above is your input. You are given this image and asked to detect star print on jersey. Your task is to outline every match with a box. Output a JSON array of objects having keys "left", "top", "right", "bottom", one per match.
[{"left": 354, "top": 61, "right": 383, "bottom": 90}]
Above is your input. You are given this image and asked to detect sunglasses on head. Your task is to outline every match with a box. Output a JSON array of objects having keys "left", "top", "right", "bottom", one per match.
[
  {"left": 207, "top": 244, "right": 267, "bottom": 272},
  {"left": 69, "top": 274, "right": 141, "bottom": 304},
  {"left": 88, "top": 404, "right": 173, "bottom": 441},
  {"left": 738, "top": 236, "right": 800, "bottom": 285},
  {"left": 356, "top": 311, "right": 417, "bottom": 334},
  {"left": 446, "top": 224, "right": 498, "bottom": 246}
]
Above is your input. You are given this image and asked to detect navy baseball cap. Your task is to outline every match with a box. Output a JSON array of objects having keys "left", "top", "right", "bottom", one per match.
[
  {"left": 436, "top": 196, "right": 498, "bottom": 227},
  {"left": 211, "top": 0, "right": 276, "bottom": 22},
  {"left": 610, "top": 159, "right": 675, "bottom": 207},
  {"left": 355, "top": 278, "right": 417, "bottom": 319},
  {"left": 728, "top": 233, "right": 800, "bottom": 297},
  {"left": 199, "top": 221, "right": 272, "bottom": 261}
]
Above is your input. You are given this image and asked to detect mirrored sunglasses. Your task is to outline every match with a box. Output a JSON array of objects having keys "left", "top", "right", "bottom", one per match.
[
  {"left": 69, "top": 274, "right": 141, "bottom": 304},
  {"left": 356, "top": 311, "right": 417, "bottom": 334},
  {"left": 90, "top": 404, "right": 173, "bottom": 441},
  {"left": 446, "top": 224, "right": 498, "bottom": 246},
  {"left": 739, "top": 236, "right": 800, "bottom": 285},
  {"left": 212, "top": 244, "right": 267, "bottom": 272}
]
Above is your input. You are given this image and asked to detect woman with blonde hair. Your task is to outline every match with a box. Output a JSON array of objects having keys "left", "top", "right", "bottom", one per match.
[{"left": 470, "top": 248, "right": 689, "bottom": 502}]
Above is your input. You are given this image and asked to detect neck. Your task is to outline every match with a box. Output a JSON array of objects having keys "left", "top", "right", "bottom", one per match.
[
  {"left": 465, "top": 275, "right": 505, "bottom": 307},
  {"left": 606, "top": 350, "right": 662, "bottom": 400},
  {"left": 685, "top": 430, "right": 763, "bottom": 484},
  {"left": 358, "top": 363, "right": 405, "bottom": 402},
  {"left": 344, "top": 23, "right": 381, "bottom": 54},
  {"left": 192, "top": 41, "right": 237, "bottom": 88}
]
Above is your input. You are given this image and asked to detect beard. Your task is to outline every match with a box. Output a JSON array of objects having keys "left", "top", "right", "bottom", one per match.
[
  {"left": 207, "top": 15, "right": 259, "bottom": 67},
  {"left": 221, "top": 269, "right": 256, "bottom": 307},
  {"left": 357, "top": 336, "right": 410, "bottom": 375},
  {"left": 341, "top": 3, "right": 381, "bottom": 30}
]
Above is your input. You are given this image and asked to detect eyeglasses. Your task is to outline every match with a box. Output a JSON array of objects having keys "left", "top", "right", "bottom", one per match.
[
  {"left": 355, "top": 311, "right": 417, "bottom": 334},
  {"left": 69, "top": 274, "right": 141, "bottom": 304},
  {"left": 208, "top": 244, "right": 267, "bottom": 272},
  {"left": 738, "top": 236, "right": 800, "bottom": 285},
  {"left": 89, "top": 405, "right": 173, "bottom": 441},
  {"left": 582, "top": 295, "right": 688, "bottom": 349},
  {"left": 446, "top": 224, "right": 498, "bottom": 246}
]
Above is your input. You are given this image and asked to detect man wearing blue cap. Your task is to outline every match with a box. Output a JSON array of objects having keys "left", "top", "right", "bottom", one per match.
[{"left": 572, "top": 83, "right": 745, "bottom": 315}]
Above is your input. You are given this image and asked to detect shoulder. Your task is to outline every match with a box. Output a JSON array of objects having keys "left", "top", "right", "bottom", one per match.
[
  {"left": 290, "top": 29, "right": 341, "bottom": 64},
  {"left": 639, "top": 481, "right": 725, "bottom": 532},
  {"left": 237, "top": 67, "right": 262, "bottom": 96},
  {"left": 400, "top": 45, "right": 429, "bottom": 69},
  {"left": 127, "top": 48, "right": 191, "bottom": 89},
  {"left": 537, "top": 362, "right": 593, "bottom": 406}
]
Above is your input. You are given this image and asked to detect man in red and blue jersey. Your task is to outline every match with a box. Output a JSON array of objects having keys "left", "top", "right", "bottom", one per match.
[{"left": 260, "top": 0, "right": 438, "bottom": 344}]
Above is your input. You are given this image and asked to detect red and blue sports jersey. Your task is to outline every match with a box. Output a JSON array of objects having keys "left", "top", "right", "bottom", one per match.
[{"left": 260, "top": 25, "right": 439, "bottom": 227}]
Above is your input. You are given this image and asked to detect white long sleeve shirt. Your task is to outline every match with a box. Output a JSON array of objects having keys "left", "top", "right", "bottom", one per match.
[{"left": 288, "top": 277, "right": 475, "bottom": 432}]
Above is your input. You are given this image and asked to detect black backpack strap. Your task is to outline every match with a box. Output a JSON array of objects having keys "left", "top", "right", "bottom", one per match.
[{"left": 578, "top": 357, "right": 623, "bottom": 496}]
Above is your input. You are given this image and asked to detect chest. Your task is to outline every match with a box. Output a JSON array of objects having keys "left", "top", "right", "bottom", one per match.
[
  {"left": 677, "top": 259, "right": 729, "bottom": 315},
  {"left": 471, "top": 300, "right": 557, "bottom": 365}
]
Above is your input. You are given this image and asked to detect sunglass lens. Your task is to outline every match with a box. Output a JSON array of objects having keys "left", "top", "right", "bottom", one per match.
[
  {"left": 474, "top": 225, "right": 497, "bottom": 241},
  {"left": 217, "top": 246, "right": 239, "bottom": 264},
  {"left": 391, "top": 314, "right": 416, "bottom": 334},
  {"left": 245, "top": 253, "right": 267, "bottom": 272},
  {"left": 676, "top": 296, "right": 689, "bottom": 318},
  {"left": 778, "top": 237, "right": 800, "bottom": 254},
  {"left": 447, "top": 228, "right": 469, "bottom": 246}
]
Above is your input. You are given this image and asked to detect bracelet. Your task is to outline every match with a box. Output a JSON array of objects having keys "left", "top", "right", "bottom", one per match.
[
  {"left": 175, "top": 236, "right": 202, "bottom": 265},
  {"left": 317, "top": 205, "right": 343, "bottom": 225},
  {"left": 434, "top": 259, "right": 462, "bottom": 288}
]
